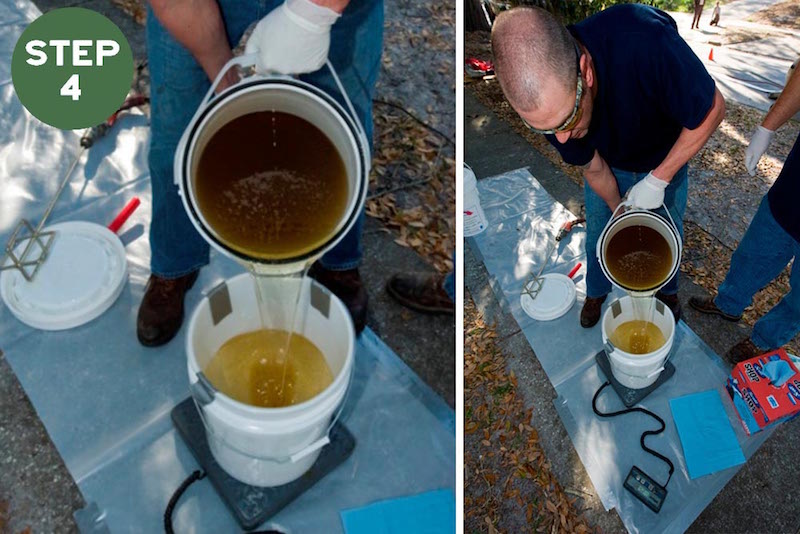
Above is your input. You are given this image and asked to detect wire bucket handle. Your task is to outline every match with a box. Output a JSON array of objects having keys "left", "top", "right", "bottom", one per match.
[{"left": 192, "top": 54, "right": 369, "bottom": 160}]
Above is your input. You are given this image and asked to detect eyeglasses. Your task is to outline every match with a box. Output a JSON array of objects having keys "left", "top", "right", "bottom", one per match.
[{"left": 522, "top": 42, "right": 584, "bottom": 135}]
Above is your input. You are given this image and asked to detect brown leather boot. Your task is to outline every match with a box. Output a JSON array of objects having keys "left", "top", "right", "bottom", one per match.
[
  {"left": 137, "top": 271, "right": 199, "bottom": 347},
  {"left": 725, "top": 338, "right": 772, "bottom": 365},
  {"left": 580, "top": 295, "right": 607, "bottom": 328},
  {"left": 656, "top": 290, "right": 682, "bottom": 322},
  {"left": 386, "top": 273, "right": 454, "bottom": 314},
  {"left": 688, "top": 296, "right": 742, "bottom": 322},
  {"left": 308, "top": 264, "right": 368, "bottom": 335}
]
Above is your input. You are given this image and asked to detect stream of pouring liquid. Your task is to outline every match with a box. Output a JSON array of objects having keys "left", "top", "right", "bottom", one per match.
[
  {"left": 630, "top": 293, "right": 659, "bottom": 352},
  {"left": 249, "top": 262, "right": 313, "bottom": 404}
]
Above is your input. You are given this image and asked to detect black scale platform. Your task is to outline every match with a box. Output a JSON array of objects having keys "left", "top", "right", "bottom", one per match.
[
  {"left": 595, "top": 350, "right": 675, "bottom": 407},
  {"left": 171, "top": 397, "right": 355, "bottom": 531}
]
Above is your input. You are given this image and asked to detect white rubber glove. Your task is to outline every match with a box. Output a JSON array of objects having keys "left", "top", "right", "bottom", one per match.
[
  {"left": 626, "top": 172, "right": 669, "bottom": 209},
  {"left": 744, "top": 125, "right": 775, "bottom": 177},
  {"left": 244, "top": 0, "right": 340, "bottom": 75}
]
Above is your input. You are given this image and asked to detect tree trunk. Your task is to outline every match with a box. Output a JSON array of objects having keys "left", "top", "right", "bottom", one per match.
[{"left": 466, "top": 0, "right": 492, "bottom": 32}]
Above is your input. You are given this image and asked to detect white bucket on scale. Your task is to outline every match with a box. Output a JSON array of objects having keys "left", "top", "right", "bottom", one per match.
[
  {"left": 596, "top": 200, "right": 682, "bottom": 388},
  {"left": 175, "top": 55, "right": 368, "bottom": 486},
  {"left": 187, "top": 273, "right": 355, "bottom": 487},
  {"left": 601, "top": 296, "right": 676, "bottom": 389}
]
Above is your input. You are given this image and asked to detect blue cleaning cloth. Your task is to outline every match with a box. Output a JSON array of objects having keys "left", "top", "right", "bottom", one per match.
[
  {"left": 340, "top": 489, "right": 455, "bottom": 534},
  {"left": 763, "top": 359, "right": 797, "bottom": 388},
  {"left": 670, "top": 390, "right": 746, "bottom": 479}
]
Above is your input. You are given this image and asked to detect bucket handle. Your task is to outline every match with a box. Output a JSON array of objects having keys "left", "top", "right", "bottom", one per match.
[
  {"left": 604, "top": 340, "right": 673, "bottom": 380},
  {"left": 192, "top": 54, "right": 369, "bottom": 162},
  {"left": 615, "top": 199, "right": 680, "bottom": 239},
  {"left": 288, "top": 356, "right": 356, "bottom": 464},
  {"left": 646, "top": 366, "right": 665, "bottom": 379}
]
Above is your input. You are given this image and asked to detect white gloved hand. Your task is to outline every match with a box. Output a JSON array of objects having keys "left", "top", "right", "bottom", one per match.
[
  {"left": 626, "top": 172, "right": 669, "bottom": 209},
  {"left": 244, "top": 0, "right": 340, "bottom": 75},
  {"left": 744, "top": 125, "right": 775, "bottom": 177}
]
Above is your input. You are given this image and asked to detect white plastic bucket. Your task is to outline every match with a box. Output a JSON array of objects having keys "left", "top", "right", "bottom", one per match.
[
  {"left": 175, "top": 55, "right": 370, "bottom": 275},
  {"left": 601, "top": 296, "right": 675, "bottom": 389},
  {"left": 186, "top": 272, "right": 355, "bottom": 487},
  {"left": 463, "top": 163, "right": 488, "bottom": 237},
  {"left": 596, "top": 202, "right": 682, "bottom": 296}
]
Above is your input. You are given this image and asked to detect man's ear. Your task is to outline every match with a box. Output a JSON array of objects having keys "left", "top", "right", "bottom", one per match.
[{"left": 581, "top": 53, "right": 594, "bottom": 90}]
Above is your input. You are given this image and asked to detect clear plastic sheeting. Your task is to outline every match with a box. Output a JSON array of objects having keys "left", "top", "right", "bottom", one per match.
[
  {"left": 0, "top": 1, "right": 454, "bottom": 529},
  {"left": 468, "top": 168, "right": 772, "bottom": 533},
  {"left": 468, "top": 168, "right": 592, "bottom": 387},
  {"left": 555, "top": 322, "right": 771, "bottom": 534},
  {"left": 71, "top": 330, "right": 455, "bottom": 533}
]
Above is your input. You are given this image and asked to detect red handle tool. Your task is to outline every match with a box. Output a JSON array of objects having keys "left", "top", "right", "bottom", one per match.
[{"left": 108, "top": 197, "right": 141, "bottom": 234}]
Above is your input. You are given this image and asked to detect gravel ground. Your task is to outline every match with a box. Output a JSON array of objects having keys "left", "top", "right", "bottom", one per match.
[
  {"left": 749, "top": 0, "right": 800, "bottom": 29},
  {"left": 464, "top": 298, "right": 597, "bottom": 534}
]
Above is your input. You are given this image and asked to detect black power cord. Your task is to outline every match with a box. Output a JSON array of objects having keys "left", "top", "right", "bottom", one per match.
[
  {"left": 164, "top": 470, "right": 284, "bottom": 534},
  {"left": 592, "top": 381, "right": 675, "bottom": 488},
  {"left": 373, "top": 99, "right": 455, "bottom": 147}
]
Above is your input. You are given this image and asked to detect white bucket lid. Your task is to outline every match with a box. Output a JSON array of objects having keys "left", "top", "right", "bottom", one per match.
[
  {"left": 520, "top": 273, "right": 576, "bottom": 321},
  {"left": 1, "top": 221, "right": 127, "bottom": 330}
]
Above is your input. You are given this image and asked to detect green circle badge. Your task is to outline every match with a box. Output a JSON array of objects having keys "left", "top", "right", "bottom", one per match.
[{"left": 11, "top": 8, "right": 134, "bottom": 130}]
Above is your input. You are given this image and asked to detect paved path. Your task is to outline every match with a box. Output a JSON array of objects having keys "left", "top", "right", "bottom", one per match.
[{"left": 667, "top": 1, "right": 800, "bottom": 113}]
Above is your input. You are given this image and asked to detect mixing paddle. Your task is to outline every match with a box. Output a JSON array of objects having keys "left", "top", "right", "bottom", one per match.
[
  {"left": 0, "top": 95, "right": 148, "bottom": 281},
  {"left": 522, "top": 217, "right": 585, "bottom": 300}
]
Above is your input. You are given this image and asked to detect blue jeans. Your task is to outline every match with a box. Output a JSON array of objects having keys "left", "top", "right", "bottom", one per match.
[
  {"left": 443, "top": 252, "right": 455, "bottom": 301},
  {"left": 146, "top": 0, "right": 383, "bottom": 277},
  {"left": 714, "top": 196, "right": 800, "bottom": 349},
  {"left": 584, "top": 165, "right": 688, "bottom": 298}
]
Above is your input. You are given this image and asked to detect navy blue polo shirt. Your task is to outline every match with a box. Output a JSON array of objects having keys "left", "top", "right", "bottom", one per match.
[
  {"left": 768, "top": 132, "right": 800, "bottom": 242},
  {"left": 546, "top": 4, "right": 715, "bottom": 172}
]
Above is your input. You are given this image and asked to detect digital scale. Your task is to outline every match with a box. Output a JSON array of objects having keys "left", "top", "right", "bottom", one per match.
[
  {"left": 171, "top": 398, "right": 355, "bottom": 531},
  {"left": 594, "top": 350, "right": 675, "bottom": 514},
  {"left": 624, "top": 465, "right": 668, "bottom": 513}
]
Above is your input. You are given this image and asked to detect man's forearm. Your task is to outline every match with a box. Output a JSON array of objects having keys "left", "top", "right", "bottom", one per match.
[
  {"left": 584, "top": 151, "right": 622, "bottom": 211},
  {"left": 653, "top": 87, "right": 726, "bottom": 182},
  {"left": 763, "top": 67, "right": 800, "bottom": 131},
  {"left": 149, "top": 0, "right": 232, "bottom": 83}
]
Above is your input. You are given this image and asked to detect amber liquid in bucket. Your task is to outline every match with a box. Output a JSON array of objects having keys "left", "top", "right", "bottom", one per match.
[
  {"left": 195, "top": 111, "right": 348, "bottom": 260},
  {"left": 606, "top": 226, "right": 672, "bottom": 291},
  {"left": 204, "top": 328, "right": 334, "bottom": 407},
  {"left": 609, "top": 320, "right": 666, "bottom": 355}
]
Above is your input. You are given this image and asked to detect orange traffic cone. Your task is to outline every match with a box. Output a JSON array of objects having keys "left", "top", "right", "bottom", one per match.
[{"left": 708, "top": 47, "right": 714, "bottom": 61}]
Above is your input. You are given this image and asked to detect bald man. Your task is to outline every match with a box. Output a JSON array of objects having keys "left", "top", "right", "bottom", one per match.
[{"left": 492, "top": 4, "right": 725, "bottom": 328}]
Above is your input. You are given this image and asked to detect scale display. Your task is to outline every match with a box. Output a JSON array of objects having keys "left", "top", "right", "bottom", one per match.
[{"left": 624, "top": 465, "right": 667, "bottom": 513}]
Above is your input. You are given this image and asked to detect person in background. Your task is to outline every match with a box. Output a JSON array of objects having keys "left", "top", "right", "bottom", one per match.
[
  {"left": 709, "top": 1, "right": 720, "bottom": 26},
  {"left": 138, "top": 0, "right": 383, "bottom": 347},
  {"left": 491, "top": 5, "right": 724, "bottom": 328},
  {"left": 691, "top": 0, "right": 705, "bottom": 30},
  {"left": 689, "top": 66, "right": 800, "bottom": 364}
]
